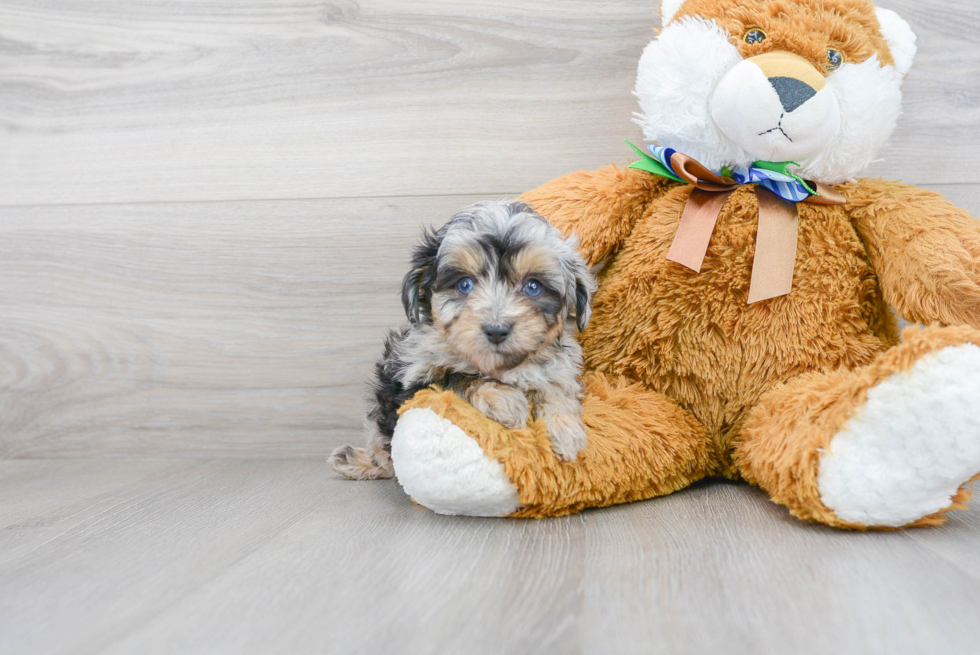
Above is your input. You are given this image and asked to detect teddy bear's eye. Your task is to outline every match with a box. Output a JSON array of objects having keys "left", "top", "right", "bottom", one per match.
[
  {"left": 744, "top": 29, "right": 767, "bottom": 45},
  {"left": 826, "top": 49, "right": 844, "bottom": 71}
]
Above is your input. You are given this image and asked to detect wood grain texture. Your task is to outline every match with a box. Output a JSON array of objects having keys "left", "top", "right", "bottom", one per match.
[
  {"left": 0, "top": 195, "right": 502, "bottom": 457},
  {"left": 1, "top": 459, "right": 979, "bottom": 655},
  {"left": 0, "top": 0, "right": 979, "bottom": 206}
]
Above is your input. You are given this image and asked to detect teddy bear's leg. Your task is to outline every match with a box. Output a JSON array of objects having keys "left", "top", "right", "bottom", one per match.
[
  {"left": 734, "top": 325, "right": 980, "bottom": 529},
  {"left": 391, "top": 373, "right": 715, "bottom": 518}
]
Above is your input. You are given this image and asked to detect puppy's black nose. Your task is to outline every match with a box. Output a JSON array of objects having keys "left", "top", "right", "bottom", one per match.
[
  {"left": 769, "top": 76, "right": 816, "bottom": 113},
  {"left": 482, "top": 324, "right": 511, "bottom": 345}
]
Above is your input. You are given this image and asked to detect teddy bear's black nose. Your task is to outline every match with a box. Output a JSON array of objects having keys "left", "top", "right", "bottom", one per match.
[{"left": 769, "top": 76, "right": 817, "bottom": 113}]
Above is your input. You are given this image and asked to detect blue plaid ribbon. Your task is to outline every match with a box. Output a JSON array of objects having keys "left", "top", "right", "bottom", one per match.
[{"left": 635, "top": 143, "right": 819, "bottom": 203}]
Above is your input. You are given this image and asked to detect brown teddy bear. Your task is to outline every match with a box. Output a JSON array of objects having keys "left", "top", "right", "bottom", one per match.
[{"left": 387, "top": 0, "right": 980, "bottom": 529}]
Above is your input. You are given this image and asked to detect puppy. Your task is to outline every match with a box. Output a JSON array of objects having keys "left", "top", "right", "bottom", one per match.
[{"left": 330, "top": 200, "right": 596, "bottom": 480}]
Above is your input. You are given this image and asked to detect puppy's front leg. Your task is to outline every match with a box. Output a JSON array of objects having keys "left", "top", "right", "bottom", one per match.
[
  {"left": 465, "top": 380, "right": 530, "bottom": 429},
  {"left": 532, "top": 386, "right": 587, "bottom": 462},
  {"left": 329, "top": 428, "right": 395, "bottom": 480}
]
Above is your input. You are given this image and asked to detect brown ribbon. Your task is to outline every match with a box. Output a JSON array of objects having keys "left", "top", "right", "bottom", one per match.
[{"left": 663, "top": 152, "right": 846, "bottom": 304}]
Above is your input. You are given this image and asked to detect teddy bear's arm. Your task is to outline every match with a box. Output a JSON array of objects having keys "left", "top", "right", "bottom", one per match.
[
  {"left": 519, "top": 164, "right": 673, "bottom": 266},
  {"left": 846, "top": 179, "right": 980, "bottom": 328}
]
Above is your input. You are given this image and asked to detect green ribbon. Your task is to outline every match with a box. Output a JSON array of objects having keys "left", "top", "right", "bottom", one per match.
[{"left": 625, "top": 140, "right": 684, "bottom": 183}]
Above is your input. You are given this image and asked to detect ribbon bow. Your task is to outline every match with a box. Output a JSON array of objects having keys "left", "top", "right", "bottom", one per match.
[{"left": 627, "top": 141, "right": 846, "bottom": 304}]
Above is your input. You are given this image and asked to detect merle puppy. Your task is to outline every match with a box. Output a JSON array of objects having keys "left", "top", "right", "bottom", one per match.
[{"left": 330, "top": 201, "right": 596, "bottom": 480}]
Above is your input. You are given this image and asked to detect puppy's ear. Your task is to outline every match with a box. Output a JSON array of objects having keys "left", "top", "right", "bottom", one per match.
[
  {"left": 508, "top": 200, "right": 534, "bottom": 216},
  {"left": 574, "top": 274, "right": 594, "bottom": 332},
  {"left": 560, "top": 251, "right": 595, "bottom": 332},
  {"left": 401, "top": 226, "right": 443, "bottom": 324},
  {"left": 401, "top": 268, "right": 424, "bottom": 324}
]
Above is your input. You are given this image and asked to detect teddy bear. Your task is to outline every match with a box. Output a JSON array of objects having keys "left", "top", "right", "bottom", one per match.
[{"left": 387, "top": 0, "right": 980, "bottom": 529}]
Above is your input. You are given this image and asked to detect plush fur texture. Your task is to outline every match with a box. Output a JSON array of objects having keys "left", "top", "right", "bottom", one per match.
[
  {"left": 875, "top": 8, "right": 917, "bottom": 76},
  {"left": 387, "top": 0, "right": 980, "bottom": 528},
  {"left": 398, "top": 373, "right": 714, "bottom": 518},
  {"left": 817, "top": 343, "right": 980, "bottom": 527},
  {"left": 395, "top": 169, "right": 980, "bottom": 525},
  {"left": 737, "top": 324, "right": 980, "bottom": 529},
  {"left": 661, "top": 0, "right": 685, "bottom": 25}
]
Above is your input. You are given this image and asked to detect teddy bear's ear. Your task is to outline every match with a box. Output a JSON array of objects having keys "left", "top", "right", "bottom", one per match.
[
  {"left": 876, "top": 8, "right": 917, "bottom": 77},
  {"left": 660, "top": 0, "right": 685, "bottom": 26}
]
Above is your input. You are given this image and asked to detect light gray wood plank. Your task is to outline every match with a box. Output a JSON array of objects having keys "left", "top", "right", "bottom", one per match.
[
  {"left": 0, "top": 0, "right": 978, "bottom": 206},
  {"left": 0, "top": 458, "right": 190, "bottom": 529},
  {"left": 0, "top": 195, "right": 493, "bottom": 458},
  {"left": 903, "top": 495, "right": 980, "bottom": 580},
  {"left": 578, "top": 483, "right": 980, "bottom": 654},
  {"left": 1, "top": 459, "right": 979, "bottom": 655},
  {"left": 0, "top": 459, "right": 347, "bottom": 655},
  {"left": 2, "top": 184, "right": 978, "bottom": 458}
]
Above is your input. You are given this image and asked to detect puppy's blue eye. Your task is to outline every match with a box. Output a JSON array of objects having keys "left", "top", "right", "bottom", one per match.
[
  {"left": 456, "top": 277, "right": 474, "bottom": 295},
  {"left": 523, "top": 279, "right": 543, "bottom": 297}
]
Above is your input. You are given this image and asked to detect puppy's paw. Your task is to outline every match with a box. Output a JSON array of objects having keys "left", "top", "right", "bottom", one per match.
[
  {"left": 329, "top": 444, "right": 394, "bottom": 480},
  {"left": 468, "top": 382, "right": 530, "bottom": 429},
  {"left": 544, "top": 413, "right": 588, "bottom": 461}
]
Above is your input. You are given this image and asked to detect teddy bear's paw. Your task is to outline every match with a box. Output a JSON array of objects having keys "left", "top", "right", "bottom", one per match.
[
  {"left": 817, "top": 343, "right": 980, "bottom": 527},
  {"left": 390, "top": 408, "right": 521, "bottom": 517}
]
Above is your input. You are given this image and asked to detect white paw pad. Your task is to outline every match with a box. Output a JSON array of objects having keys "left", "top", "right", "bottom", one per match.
[
  {"left": 390, "top": 408, "right": 521, "bottom": 517},
  {"left": 818, "top": 344, "right": 980, "bottom": 527}
]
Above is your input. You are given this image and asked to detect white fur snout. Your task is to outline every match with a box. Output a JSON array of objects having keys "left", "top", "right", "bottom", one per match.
[{"left": 709, "top": 60, "right": 841, "bottom": 163}]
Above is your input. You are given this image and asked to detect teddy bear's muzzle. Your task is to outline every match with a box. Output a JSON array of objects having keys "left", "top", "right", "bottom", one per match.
[{"left": 709, "top": 51, "right": 841, "bottom": 164}]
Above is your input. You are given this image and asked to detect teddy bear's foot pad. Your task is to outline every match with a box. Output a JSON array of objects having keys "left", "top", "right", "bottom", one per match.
[
  {"left": 391, "top": 408, "right": 521, "bottom": 517},
  {"left": 818, "top": 344, "right": 980, "bottom": 527}
]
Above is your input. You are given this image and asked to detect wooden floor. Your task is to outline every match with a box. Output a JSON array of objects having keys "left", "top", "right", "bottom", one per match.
[
  {"left": 3, "top": 1, "right": 980, "bottom": 653},
  {"left": 1, "top": 459, "right": 979, "bottom": 655}
]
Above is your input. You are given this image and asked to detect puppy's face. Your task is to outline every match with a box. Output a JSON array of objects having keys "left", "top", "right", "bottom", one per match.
[
  {"left": 433, "top": 238, "right": 567, "bottom": 375},
  {"left": 402, "top": 202, "right": 594, "bottom": 376}
]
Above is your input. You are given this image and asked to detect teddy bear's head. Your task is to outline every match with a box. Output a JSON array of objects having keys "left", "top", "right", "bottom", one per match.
[{"left": 635, "top": 0, "right": 916, "bottom": 184}]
